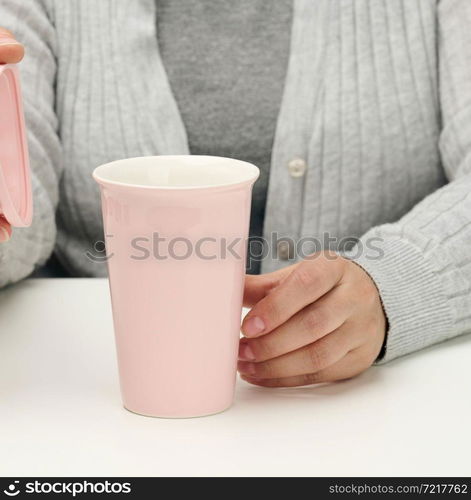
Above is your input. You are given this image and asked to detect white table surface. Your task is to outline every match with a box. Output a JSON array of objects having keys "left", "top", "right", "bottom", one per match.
[{"left": 0, "top": 278, "right": 470, "bottom": 477}]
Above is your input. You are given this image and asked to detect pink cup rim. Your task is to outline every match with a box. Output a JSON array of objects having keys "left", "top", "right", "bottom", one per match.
[{"left": 93, "top": 155, "right": 260, "bottom": 192}]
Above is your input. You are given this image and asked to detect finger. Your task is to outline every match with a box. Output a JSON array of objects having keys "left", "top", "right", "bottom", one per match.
[
  {"left": 239, "top": 284, "right": 355, "bottom": 362},
  {"left": 242, "top": 253, "right": 346, "bottom": 337},
  {"left": 243, "top": 265, "right": 296, "bottom": 308},
  {"left": 0, "top": 28, "right": 24, "bottom": 64},
  {"left": 0, "top": 216, "right": 12, "bottom": 242},
  {"left": 238, "top": 321, "right": 361, "bottom": 379},
  {"left": 240, "top": 350, "right": 368, "bottom": 387}
]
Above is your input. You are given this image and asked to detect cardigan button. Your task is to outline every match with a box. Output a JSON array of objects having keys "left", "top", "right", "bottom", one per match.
[{"left": 287, "top": 158, "right": 307, "bottom": 178}]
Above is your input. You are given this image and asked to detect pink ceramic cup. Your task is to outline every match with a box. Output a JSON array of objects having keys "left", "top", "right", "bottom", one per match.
[{"left": 93, "top": 156, "right": 259, "bottom": 418}]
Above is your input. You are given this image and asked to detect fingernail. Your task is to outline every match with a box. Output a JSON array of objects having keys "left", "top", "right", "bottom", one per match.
[
  {"left": 0, "top": 36, "right": 21, "bottom": 46},
  {"left": 238, "top": 361, "right": 256, "bottom": 376},
  {"left": 242, "top": 316, "right": 265, "bottom": 337},
  {"left": 240, "top": 374, "right": 262, "bottom": 383},
  {"left": 238, "top": 340, "right": 256, "bottom": 361},
  {"left": 0, "top": 225, "right": 11, "bottom": 242}
]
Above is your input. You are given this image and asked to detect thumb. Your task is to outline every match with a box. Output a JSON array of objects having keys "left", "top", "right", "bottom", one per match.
[
  {"left": 243, "top": 264, "right": 297, "bottom": 308},
  {"left": 0, "top": 215, "right": 12, "bottom": 242},
  {"left": 0, "top": 28, "right": 24, "bottom": 64}
]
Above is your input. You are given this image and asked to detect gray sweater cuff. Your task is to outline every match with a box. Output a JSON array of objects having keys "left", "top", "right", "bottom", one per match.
[{"left": 346, "top": 233, "right": 453, "bottom": 364}]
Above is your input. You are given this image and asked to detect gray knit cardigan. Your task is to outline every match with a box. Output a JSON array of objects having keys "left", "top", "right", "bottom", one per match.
[{"left": 1, "top": 0, "right": 470, "bottom": 363}]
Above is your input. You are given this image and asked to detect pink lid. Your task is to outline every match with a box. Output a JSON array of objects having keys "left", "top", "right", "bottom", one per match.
[{"left": 0, "top": 63, "right": 32, "bottom": 227}]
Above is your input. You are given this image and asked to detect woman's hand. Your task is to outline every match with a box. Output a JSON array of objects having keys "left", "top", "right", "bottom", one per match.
[
  {"left": 0, "top": 28, "right": 24, "bottom": 64},
  {"left": 0, "top": 28, "right": 24, "bottom": 242},
  {"left": 0, "top": 216, "right": 12, "bottom": 242},
  {"left": 238, "top": 252, "right": 386, "bottom": 387}
]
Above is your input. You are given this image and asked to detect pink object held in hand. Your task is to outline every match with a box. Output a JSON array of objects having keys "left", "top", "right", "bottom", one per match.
[
  {"left": 0, "top": 63, "right": 32, "bottom": 227},
  {"left": 93, "top": 156, "right": 259, "bottom": 418}
]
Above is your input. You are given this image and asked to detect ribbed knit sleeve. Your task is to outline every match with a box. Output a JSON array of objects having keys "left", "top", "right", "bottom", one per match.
[
  {"left": 0, "top": 0, "right": 62, "bottom": 286},
  {"left": 348, "top": 0, "right": 471, "bottom": 363}
]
